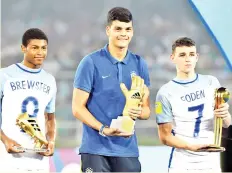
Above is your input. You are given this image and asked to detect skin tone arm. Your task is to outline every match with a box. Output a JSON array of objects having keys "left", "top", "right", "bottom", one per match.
[
  {"left": 0, "top": 130, "right": 24, "bottom": 153},
  {"left": 158, "top": 123, "right": 210, "bottom": 151},
  {"left": 39, "top": 113, "right": 56, "bottom": 156},
  {"left": 158, "top": 103, "right": 231, "bottom": 151},
  {"left": 45, "top": 113, "right": 56, "bottom": 142},
  {"left": 72, "top": 88, "right": 133, "bottom": 137},
  {"left": 1, "top": 113, "right": 57, "bottom": 156},
  {"left": 214, "top": 103, "right": 231, "bottom": 128}
]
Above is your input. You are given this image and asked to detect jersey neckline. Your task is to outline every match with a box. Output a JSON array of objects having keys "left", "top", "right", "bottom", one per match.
[
  {"left": 172, "top": 74, "right": 198, "bottom": 84},
  {"left": 15, "top": 63, "right": 42, "bottom": 74},
  {"left": 103, "top": 44, "right": 130, "bottom": 64}
]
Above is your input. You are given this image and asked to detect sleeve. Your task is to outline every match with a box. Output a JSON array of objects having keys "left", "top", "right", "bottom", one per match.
[
  {"left": 45, "top": 77, "right": 57, "bottom": 113},
  {"left": 139, "top": 58, "right": 150, "bottom": 87},
  {"left": 73, "top": 55, "right": 94, "bottom": 93},
  {"left": 155, "top": 88, "right": 173, "bottom": 124},
  {"left": 209, "top": 75, "right": 221, "bottom": 88}
]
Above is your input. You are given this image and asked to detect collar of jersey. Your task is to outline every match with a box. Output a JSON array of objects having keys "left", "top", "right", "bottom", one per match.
[
  {"left": 15, "top": 63, "right": 42, "bottom": 74},
  {"left": 103, "top": 44, "right": 130, "bottom": 64},
  {"left": 172, "top": 74, "right": 198, "bottom": 84}
]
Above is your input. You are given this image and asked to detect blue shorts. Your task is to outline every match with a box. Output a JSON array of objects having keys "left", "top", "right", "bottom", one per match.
[{"left": 81, "top": 153, "right": 141, "bottom": 172}]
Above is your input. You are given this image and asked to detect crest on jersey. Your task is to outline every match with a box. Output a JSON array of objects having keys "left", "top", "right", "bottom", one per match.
[
  {"left": 85, "top": 167, "right": 93, "bottom": 173},
  {"left": 155, "top": 102, "right": 163, "bottom": 114},
  {"left": 130, "top": 71, "right": 137, "bottom": 78}
]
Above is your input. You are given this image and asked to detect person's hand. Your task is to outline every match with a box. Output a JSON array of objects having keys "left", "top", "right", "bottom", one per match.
[
  {"left": 186, "top": 143, "right": 211, "bottom": 152},
  {"left": 38, "top": 141, "right": 55, "bottom": 156},
  {"left": 120, "top": 76, "right": 145, "bottom": 117},
  {"left": 128, "top": 107, "right": 142, "bottom": 120},
  {"left": 103, "top": 127, "right": 133, "bottom": 138},
  {"left": 127, "top": 86, "right": 149, "bottom": 120},
  {"left": 3, "top": 137, "right": 24, "bottom": 153},
  {"left": 214, "top": 103, "right": 229, "bottom": 119}
]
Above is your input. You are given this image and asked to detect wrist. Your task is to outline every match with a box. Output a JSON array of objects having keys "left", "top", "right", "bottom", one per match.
[
  {"left": 99, "top": 125, "right": 108, "bottom": 137},
  {"left": 1, "top": 133, "right": 8, "bottom": 144},
  {"left": 138, "top": 107, "right": 150, "bottom": 120},
  {"left": 48, "top": 140, "right": 55, "bottom": 144},
  {"left": 185, "top": 143, "right": 191, "bottom": 150},
  {"left": 138, "top": 110, "right": 143, "bottom": 119}
]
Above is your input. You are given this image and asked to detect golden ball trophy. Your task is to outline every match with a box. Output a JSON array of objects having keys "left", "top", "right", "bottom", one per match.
[{"left": 198, "top": 87, "right": 230, "bottom": 152}]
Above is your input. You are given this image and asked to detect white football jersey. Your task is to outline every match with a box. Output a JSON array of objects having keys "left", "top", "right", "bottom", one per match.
[
  {"left": 156, "top": 74, "right": 221, "bottom": 171},
  {"left": 0, "top": 63, "right": 56, "bottom": 171}
]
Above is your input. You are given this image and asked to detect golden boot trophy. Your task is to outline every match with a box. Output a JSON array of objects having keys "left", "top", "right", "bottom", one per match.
[
  {"left": 15, "top": 112, "right": 48, "bottom": 152},
  {"left": 110, "top": 75, "right": 145, "bottom": 133},
  {"left": 198, "top": 87, "right": 230, "bottom": 152}
]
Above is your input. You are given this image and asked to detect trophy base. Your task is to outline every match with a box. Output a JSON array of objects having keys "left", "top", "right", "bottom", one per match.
[
  {"left": 196, "top": 144, "right": 225, "bottom": 152},
  {"left": 110, "top": 116, "right": 135, "bottom": 134},
  {"left": 14, "top": 146, "right": 48, "bottom": 153}
]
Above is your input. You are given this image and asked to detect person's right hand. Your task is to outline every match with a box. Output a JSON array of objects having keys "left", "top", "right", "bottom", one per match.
[
  {"left": 3, "top": 137, "right": 24, "bottom": 153},
  {"left": 186, "top": 143, "right": 211, "bottom": 152},
  {"left": 103, "top": 127, "right": 133, "bottom": 138}
]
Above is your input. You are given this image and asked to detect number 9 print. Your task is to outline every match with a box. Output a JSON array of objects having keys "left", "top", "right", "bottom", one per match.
[{"left": 21, "top": 96, "right": 39, "bottom": 118}]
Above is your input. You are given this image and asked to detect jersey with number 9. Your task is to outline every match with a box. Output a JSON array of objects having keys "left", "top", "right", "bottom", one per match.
[{"left": 0, "top": 63, "right": 56, "bottom": 171}]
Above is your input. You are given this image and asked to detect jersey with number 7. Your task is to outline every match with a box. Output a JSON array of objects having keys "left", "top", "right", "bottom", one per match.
[{"left": 155, "top": 74, "right": 220, "bottom": 170}]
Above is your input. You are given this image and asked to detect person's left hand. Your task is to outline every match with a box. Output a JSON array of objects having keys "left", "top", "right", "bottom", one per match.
[
  {"left": 214, "top": 103, "right": 229, "bottom": 119},
  {"left": 128, "top": 106, "right": 142, "bottom": 120},
  {"left": 39, "top": 141, "right": 55, "bottom": 156}
]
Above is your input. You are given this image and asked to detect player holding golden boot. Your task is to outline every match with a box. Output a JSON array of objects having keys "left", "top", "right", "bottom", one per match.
[
  {"left": 0, "top": 28, "right": 57, "bottom": 172},
  {"left": 16, "top": 112, "right": 48, "bottom": 152}
]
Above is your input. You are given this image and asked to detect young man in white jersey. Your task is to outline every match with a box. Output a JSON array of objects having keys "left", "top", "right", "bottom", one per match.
[
  {"left": 0, "top": 28, "right": 57, "bottom": 172},
  {"left": 155, "top": 37, "right": 231, "bottom": 172}
]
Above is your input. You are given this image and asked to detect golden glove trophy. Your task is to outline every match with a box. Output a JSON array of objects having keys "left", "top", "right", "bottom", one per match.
[
  {"left": 197, "top": 87, "right": 230, "bottom": 152},
  {"left": 110, "top": 75, "right": 145, "bottom": 133},
  {"left": 15, "top": 112, "right": 48, "bottom": 152}
]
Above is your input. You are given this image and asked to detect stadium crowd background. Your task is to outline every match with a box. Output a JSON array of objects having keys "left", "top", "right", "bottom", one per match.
[{"left": 1, "top": 0, "right": 232, "bottom": 148}]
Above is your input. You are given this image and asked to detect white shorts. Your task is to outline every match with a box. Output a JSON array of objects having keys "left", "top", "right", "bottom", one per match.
[
  {"left": 169, "top": 168, "right": 221, "bottom": 173},
  {"left": 0, "top": 167, "right": 49, "bottom": 173}
]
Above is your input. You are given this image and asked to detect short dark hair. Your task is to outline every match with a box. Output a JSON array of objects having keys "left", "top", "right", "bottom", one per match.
[
  {"left": 22, "top": 28, "right": 48, "bottom": 47},
  {"left": 172, "top": 37, "right": 196, "bottom": 52},
  {"left": 107, "top": 7, "right": 133, "bottom": 25}
]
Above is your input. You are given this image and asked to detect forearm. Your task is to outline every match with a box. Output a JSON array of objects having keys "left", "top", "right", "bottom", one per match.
[
  {"left": 0, "top": 130, "right": 8, "bottom": 144},
  {"left": 160, "top": 134, "right": 191, "bottom": 150},
  {"left": 46, "top": 119, "right": 56, "bottom": 142},
  {"left": 139, "top": 106, "right": 150, "bottom": 120},
  {"left": 73, "top": 106, "right": 102, "bottom": 131},
  {"left": 139, "top": 89, "right": 150, "bottom": 120},
  {"left": 223, "top": 112, "right": 231, "bottom": 128}
]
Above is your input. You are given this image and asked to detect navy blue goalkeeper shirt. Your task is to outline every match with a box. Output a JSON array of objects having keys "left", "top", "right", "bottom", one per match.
[{"left": 73, "top": 44, "right": 150, "bottom": 157}]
